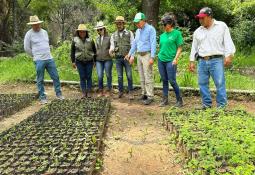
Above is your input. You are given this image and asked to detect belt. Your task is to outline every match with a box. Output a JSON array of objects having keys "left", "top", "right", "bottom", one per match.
[
  {"left": 137, "top": 51, "right": 150, "bottom": 56},
  {"left": 198, "top": 55, "right": 223, "bottom": 60}
]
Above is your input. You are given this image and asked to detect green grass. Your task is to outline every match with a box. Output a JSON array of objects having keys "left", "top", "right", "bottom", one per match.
[{"left": 0, "top": 42, "right": 255, "bottom": 90}]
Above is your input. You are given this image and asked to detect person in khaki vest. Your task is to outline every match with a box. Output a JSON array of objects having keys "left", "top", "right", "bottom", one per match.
[
  {"left": 109, "top": 16, "right": 134, "bottom": 99},
  {"left": 70, "top": 24, "right": 96, "bottom": 98},
  {"left": 94, "top": 21, "right": 112, "bottom": 97}
]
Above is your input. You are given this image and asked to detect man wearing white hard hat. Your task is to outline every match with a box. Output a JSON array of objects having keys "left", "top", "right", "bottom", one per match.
[{"left": 24, "top": 15, "right": 64, "bottom": 104}]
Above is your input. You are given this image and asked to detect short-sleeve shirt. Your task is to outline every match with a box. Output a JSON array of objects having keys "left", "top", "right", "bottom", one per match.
[{"left": 158, "top": 29, "right": 183, "bottom": 62}]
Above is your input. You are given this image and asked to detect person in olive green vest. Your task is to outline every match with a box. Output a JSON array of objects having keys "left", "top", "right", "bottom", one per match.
[
  {"left": 94, "top": 21, "right": 113, "bottom": 97},
  {"left": 71, "top": 24, "right": 96, "bottom": 98},
  {"left": 109, "top": 16, "right": 134, "bottom": 99}
]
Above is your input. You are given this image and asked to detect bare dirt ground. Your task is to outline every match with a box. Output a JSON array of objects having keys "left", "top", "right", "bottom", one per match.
[{"left": 0, "top": 83, "right": 254, "bottom": 175}]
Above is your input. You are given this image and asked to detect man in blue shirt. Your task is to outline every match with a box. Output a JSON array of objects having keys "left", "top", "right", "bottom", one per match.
[{"left": 126, "top": 12, "right": 156, "bottom": 105}]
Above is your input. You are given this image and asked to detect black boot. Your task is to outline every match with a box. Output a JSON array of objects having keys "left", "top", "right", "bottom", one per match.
[
  {"left": 175, "top": 97, "right": 183, "bottom": 107},
  {"left": 159, "top": 96, "right": 169, "bottom": 107},
  {"left": 87, "top": 90, "right": 92, "bottom": 98}
]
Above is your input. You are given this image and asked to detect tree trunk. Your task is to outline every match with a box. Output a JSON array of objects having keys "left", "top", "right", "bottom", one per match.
[
  {"left": 12, "top": 0, "right": 18, "bottom": 40},
  {"left": 142, "top": 0, "right": 160, "bottom": 27},
  {"left": 0, "top": 0, "right": 11, "bottom": 43}
]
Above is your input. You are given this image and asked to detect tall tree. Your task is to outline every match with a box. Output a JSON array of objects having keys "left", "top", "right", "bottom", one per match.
[{"left": 142, "top": 0, "right": 160, "bottom": 27}]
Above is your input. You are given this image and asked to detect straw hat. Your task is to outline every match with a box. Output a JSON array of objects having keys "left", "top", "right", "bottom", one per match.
[
  {"left": 115, "top": 16, "right": 126, "bottom": 23},
  {"left": 76, "top": 24, "right": 88, "bottom": 31},
  {"left": 27, "top": 15, "right": 43, "bottom": 25},
  {"left": 94, "top": 21, "right": 106, "bottom": 30}
]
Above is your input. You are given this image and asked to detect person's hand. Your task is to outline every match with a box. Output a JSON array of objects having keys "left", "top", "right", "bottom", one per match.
[
  {"left": 109, "top": 49, "right": 115, "bottom": 57},
  {"left": 129, "top": 56, "right": 134, "bottom": 64},
  {"left": 172, "top": 59, "right": 178, "bottom": 65},
  {"left": 125, "top": 54, "right": 130, "bottom": 61},
  {"left": 72, "top": 63, "right": 77, "bottom": 69},
  {"left": 189, "top": 62, "right": 196, "bottom": 72},
  {"left": 149, "top": 58, "right": 154, "bottom": 65},
  {"left": 224, "top": 56, "right": 232, "bottom": 67}
]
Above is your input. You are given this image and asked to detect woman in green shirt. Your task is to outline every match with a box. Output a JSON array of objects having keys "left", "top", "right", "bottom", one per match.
[{"left": 158, "top": 15, "right": 183, "bottom": 107}]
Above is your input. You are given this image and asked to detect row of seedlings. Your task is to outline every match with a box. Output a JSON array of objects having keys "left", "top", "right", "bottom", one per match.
[
  {"left": 162, "top": 108, "right": 255, "bottom": 175},
  {"left": 0, "top": 93, "right": 37, "bottom": 119},
  {"left": 0, "top": 98, "right": 111, "bottom": 174}
]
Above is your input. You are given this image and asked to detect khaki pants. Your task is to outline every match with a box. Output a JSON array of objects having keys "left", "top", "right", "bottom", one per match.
[{"left": 137, "top": 53, "right": 154, "bottom": 98}]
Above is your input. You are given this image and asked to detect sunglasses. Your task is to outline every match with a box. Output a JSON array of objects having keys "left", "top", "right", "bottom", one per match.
[{"left": 97, "top": 28, "right": 104, "bottom": 32}]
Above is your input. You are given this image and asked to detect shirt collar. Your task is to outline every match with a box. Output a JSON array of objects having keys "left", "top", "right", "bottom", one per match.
[{"left": 200, "top": 19, "right": 219, "bottom": 30}]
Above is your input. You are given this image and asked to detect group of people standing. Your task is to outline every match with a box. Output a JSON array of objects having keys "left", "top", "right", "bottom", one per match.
[
  {"left": 24, "top": 7, "right": 236, "bottom": 109},
  {"left": 70, "top": 12, "right": 183, "bottom": 107}
]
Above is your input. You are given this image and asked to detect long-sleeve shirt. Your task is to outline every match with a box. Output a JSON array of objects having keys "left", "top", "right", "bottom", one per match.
[
  {"left": 24, "top": 29, "right": 52, "bottom": 61},
  {"left": 190, "top": 19, "right": 236, "bottom": 61},
  {"left": 109, "top": 29, "right": 134, "bottom": 52},
  {"left": 128, "top": 23, "right": 157, "bottom": 58}
]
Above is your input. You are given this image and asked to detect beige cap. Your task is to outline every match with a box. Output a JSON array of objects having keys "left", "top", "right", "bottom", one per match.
[{"left": 27, "top": 15, "right": 43, "bottom": 25}]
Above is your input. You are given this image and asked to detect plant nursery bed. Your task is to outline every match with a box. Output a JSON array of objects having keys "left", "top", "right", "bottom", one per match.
[
  {"left": 163, "top": 108, "right": 255, "bottom": 175},
  {"left": 0, "top": 98, "right": 111, "bottom": 175},
  {"left": 0, "top": 93, "right": 37, "bottom": 119}
]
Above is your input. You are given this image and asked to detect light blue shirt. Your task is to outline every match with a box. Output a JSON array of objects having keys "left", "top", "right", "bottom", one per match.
[
  {"left": 129, "top": 23, "right": 157, "bottom": 58},
  {"left": 24, "top": 29, "right": 52, "bottom": 61}
]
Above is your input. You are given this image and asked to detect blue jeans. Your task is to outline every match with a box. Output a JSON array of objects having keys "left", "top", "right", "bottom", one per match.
[
  {"left": 76, "top": 60, "right": 93, "bottom": 92},
  {"left": 158, "top": 59, "right": 181, "bottom": 100},
  {"left": 116, "top": 56, "right": 133, "bottom": 92},
  {"left": 198, "top": 57, "right": 227, "bottom": 108},
  {"left": 34, "top": 59, "right": 62, "bottom": 100},
  {"left": 96, "top": 60, "right": 113, "bottom": 90}
]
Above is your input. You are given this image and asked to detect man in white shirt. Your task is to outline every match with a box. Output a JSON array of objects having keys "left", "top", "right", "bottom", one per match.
[
  {"left": 189, "top": 7, "right": 236, "bottom": 109},
  {"left": 109, "top": 16, "right": 134, "bottom": 99},
  {"left": 24, "top": 15, "right": 64, "bottom": 104}
]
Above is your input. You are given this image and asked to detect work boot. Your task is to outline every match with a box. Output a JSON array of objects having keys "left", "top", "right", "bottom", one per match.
[
  {"left": 143, "top": 98, "right": 153, "bottom": 105},
  {"left": 159, "top": 96, "right": 169, "bottom": 107},
  {"left": 174, "top": 97, "right": 183, "bottom": 108},
  {"left": 140, "top": 94, "right": 148, "bottom": 101},
  {"left": 128, "top": 91, "right": 134, "bottom": 100},
  {"left": 105, "top": 89, "right": 112, "bottom": 97},
  {"left": 118, "top": 91, "right": 124, "bottom": 98},
  {"left": 97, "top": 89, "right": 104, "bottom": 97},
  {"left": 87, "top": 90, "right": 93, "bottom": 98},
  {"left": 81, "top": 91, "right": 87, "bottom": 99}
]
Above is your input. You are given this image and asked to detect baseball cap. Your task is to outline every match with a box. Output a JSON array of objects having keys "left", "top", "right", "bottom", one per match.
[
  {"left": 133, "top": 12, "right": 146, "bottom": 23},
  {"left": 196, "top": 7, "right": 213, "bottom": 19}
]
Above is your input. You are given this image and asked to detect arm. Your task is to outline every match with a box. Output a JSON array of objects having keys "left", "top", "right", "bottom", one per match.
[
  {"left": 109, "top": 34, "right": 115, "bottom": 55},
  {"left": 173, "top": 31, "right": 184, "bottom": 65},
  {"left": 189, "top": 33, "right": 198, "bottom": 72},
  {"left": 91, "top": 39, "right": 97, "bottom": 62},
  {"left": 150, "top": 27, "right": 157, "bottom": 59},
  {"left": 70, "top": 41, "right": 76, "bottom": 63},
  {"left": 24, "top": 31, "right": 32, "bottom": 57},
  {"left": 128, "top": 30, "right": 138, "bottom": 57},
  {"left": 223, "top": 24, "right": 236, "bottom": 67},
  {"left": 172, "top": 47, "right": 182, "bottom": 65}
]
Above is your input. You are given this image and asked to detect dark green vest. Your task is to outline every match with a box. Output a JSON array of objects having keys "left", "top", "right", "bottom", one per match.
[
  {"left": 96, "top": 36, "right": 111, "bottom": 61},
  {"left": 74, "top": 36, "right": 94, "bottom": 62},
  {"left": 113, "top": 30, "right": 131, "bottom": 56}
]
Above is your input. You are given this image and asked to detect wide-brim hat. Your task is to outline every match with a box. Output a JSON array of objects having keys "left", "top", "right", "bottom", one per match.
[
  {"left": 94, "top": 21, "right": 106, "bottom": 30},
  {"left": 115, "top": 16, "right": 126, "bottom": 23},
  {"left": 76, "top": 24, "right": 88, "bottom": 31},
  {"left": 27, "top": 15, "right": 43, "bottom": 25}
]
